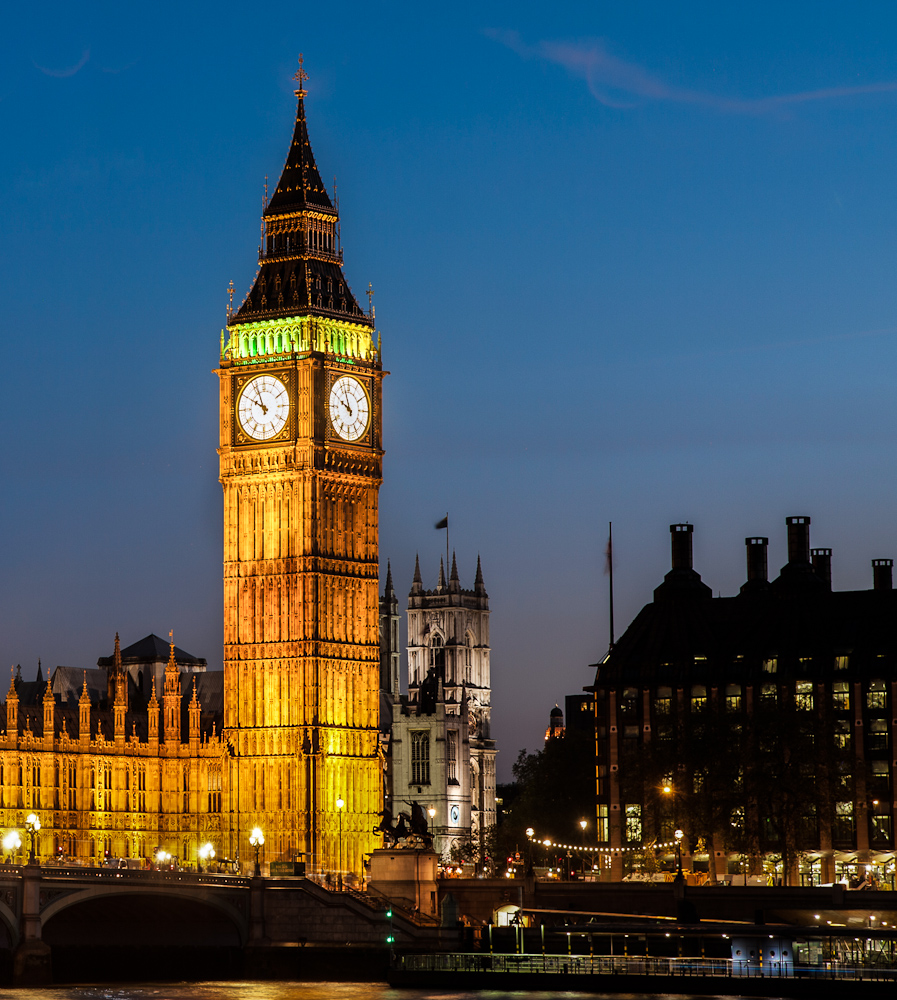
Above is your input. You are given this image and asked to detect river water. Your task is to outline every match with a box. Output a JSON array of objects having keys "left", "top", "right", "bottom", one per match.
[{"left": 0, "top": 983, "right": 757, "bottom": 1000}]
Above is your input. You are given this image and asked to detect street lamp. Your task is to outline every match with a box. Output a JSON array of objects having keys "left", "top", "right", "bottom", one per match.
[
  {"left": 250, "top": 827, "right": 265, "bottom": 877},
  {"left": 674, "top": 828, "right": 684, "bottom": 881},
  {"left": 25, "top": 813, "right": 41, "bottom": 864},
  {"left": 579, "top": 819, "right": 587, "bottom": 879},
  {"left": 198, "top": 842, "right": 215, "bottom": 874},
  {"left": 335, "top": 797, "right": 345, "bottom": 887},
  {"left": 155, "top": 849, "right": 171, "bottom": 869},
  {"left": 3, "top": 830, "right": 21, "bottom": 863}
]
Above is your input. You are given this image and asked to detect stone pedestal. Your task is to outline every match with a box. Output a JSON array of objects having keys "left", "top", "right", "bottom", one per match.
[{"left": 368, "top": 848, "right": 438, "bottom": 916}]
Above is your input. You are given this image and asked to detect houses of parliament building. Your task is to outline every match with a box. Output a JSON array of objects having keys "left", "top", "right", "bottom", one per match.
[{"left": 0, "top": 68, "right": 384, "bottom": 875}]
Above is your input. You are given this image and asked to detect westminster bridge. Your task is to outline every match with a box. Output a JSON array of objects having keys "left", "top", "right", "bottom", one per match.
[{"left": 0, "top": 862, "right": 439, "bottom": 983}]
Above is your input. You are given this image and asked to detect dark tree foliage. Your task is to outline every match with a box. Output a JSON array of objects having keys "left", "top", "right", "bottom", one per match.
[
  {"left": 618, "top": 687, "right": 846, "bottom": 885},
  {"left": 498, "top": 730, "right": 596, "bottom": 860},
  {"left": 745, "top": 687, "right": 844, "bottom": 884}
]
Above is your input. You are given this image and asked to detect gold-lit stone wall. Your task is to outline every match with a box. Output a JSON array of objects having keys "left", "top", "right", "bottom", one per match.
[
  {"left": 0, "top": 659, "right": 229, "bottom": 866},
  {"left": 219, "top": 350, "right": 384, "bottom": 875}
]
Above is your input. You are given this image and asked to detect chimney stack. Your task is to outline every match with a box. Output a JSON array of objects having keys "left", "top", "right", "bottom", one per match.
[
  {"left": 811, "top": 548, "right": 832, "bottom": 589},
  {"left": 873, "top": 558, "right": 893, "bottom": 591},
  {"left": 670, "top": 523, "right": 693, "bottom": 570},
  {"left": 745, "top": 537, "right": 768, "bottom": 584},
  {"left": 786, "top": 516, "right": 811, "bottom": 564}
]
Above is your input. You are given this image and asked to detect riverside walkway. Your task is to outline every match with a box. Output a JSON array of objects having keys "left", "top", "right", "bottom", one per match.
[{"left": 390, "top": 950, "right": 897, "bottom": 997}]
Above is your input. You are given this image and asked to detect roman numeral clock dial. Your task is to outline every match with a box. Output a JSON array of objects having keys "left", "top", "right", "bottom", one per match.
[
  {"left": 329, "top": 374, "right": 370, "bottom": 442},
  {"left": 237, "top": 374, "right": 290, "bottom": 441}
]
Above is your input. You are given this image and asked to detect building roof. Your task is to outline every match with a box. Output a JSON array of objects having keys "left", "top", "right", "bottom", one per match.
[
  {"left": 264, "top": 92, "right": 333, "bottom": 215},
  {"left": 230, "top": 92, "right": 371, "bottom": 328},
  {"left": 594, "top": 520, "right": 897, "bottom": 688},
  {"left": 96, "top": 633, "right": 206, "bottom": 668}
]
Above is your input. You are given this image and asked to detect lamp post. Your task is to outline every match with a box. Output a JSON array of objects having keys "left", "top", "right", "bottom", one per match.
[
  {"left": 25, "top": 813, "right": 41, "bottom": 864},
  {"left": 579, "top": 819, "right": 587, "bottom": 879},
  {"left": 155, "top": 849, "right": 170, "bottom": 870},
  {"left": 2, "top": 830, "right": 21, "bottom": 863},
  {"left": 525, "top": 828, "right": 534, "bottom": 875},
  {"left": 198, "top": 842, "right": 215, "bottom": 874},
  {"left": 335, "top": 797, "right": 344, "bottom": 888},
  {"left": 674, "top": 828, "right": 684, "bottom": 882},
  {"left": 250, "top": 827, "right": 264, "bottom": 877}
]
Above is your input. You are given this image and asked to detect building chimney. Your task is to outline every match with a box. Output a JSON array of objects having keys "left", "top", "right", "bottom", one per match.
[
  {"left": 873, "top": 558, "right": 893, "bottom": 591},
  {"left": 785, "top": 516, "right": 811, "bottom": 564},
  {"left": 745, "top": 537, "right": 768, "bottom": 584},
  {"left": 811, "top": 548, "right": 832, "bottom": 589},
  {"left": 670, "top": 523, "right": 693, "bottom": 570}
]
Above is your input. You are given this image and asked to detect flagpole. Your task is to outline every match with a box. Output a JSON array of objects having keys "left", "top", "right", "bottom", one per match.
[
  {"left": 608, "top": 521, "right": 615, "bottom": 649},
  {"left": 445, "top": 513, "right": 450, "bottom": 572}
]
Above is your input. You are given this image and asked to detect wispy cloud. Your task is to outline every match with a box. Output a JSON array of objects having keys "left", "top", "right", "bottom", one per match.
[
  {"left": 34, "top": 48, "right": 90, "bottom": 79},
  {"left": 487, "top": 29, "right": 897, "bottom": 115}
]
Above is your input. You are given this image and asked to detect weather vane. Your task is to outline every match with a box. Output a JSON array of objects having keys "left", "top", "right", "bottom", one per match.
[
  {"left": 366, "top": 282, "right": 375, "bottom": 321},
  {"left": 293, "top": 53, "right": 309, "bottom": 96},
  {"left": 227, "top": 279, "right": 234, "bottom": 319}
]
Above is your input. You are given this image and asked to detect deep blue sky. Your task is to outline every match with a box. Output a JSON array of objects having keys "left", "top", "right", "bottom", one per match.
[{"left": 5, "top": 4, "right": 897, "bottom": 780}]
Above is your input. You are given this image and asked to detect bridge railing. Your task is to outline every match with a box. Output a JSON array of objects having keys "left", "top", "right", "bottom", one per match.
[
  {"left": 37, "top": 866, "right": 251, "bottom": 888},
  {"left": 395, "top": 951, "right": 897, "bottom": 982}
]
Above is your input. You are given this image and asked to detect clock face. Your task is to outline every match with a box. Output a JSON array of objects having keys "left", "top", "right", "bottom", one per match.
[
  {"left": 329, "top": 375, "right": 370, "bottom": 441},
  {"left": 237, "top": 374, "right": 290, "bottom": 441},
  {"left": 450, "top": 804, "right": 460, "bottom": 826}
]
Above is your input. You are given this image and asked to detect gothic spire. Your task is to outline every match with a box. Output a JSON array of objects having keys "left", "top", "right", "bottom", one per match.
[
  {"left": 410, "top": 554, "right": 422, "bottom": 597},
  {"left": 475, "top": 554, "right": 487, "bottom": 597},
  {"left": 437, "top": 557, "right": 446, "bottom": 591},
  {"left": 231, "top": 59, "right": 371, "bottom": 329},
  {"left": 384, "top": 560, "right": 395, "bottom": 600},
  {"left": 449, "top": 551, "right": 460, "bottom": 592}
]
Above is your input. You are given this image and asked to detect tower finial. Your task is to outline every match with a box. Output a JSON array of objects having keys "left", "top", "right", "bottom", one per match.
[
  {"left": 227, "top": 279, "right": 235, "bottom": 319},
  {"left": 293, "top": 52, "right": 309, "bottom": 97},
  {"left": 366, "top": 282, "right": 375, "bottom": 321}
]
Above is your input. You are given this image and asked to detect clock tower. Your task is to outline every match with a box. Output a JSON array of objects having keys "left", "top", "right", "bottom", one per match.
[{"left": 218, "top": 66, "right": 384, "bottom": 875}]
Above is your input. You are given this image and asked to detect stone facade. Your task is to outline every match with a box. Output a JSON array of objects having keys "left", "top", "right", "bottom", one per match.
[{"left": 386, "top": 556, "right": 496, "bottom": 861}]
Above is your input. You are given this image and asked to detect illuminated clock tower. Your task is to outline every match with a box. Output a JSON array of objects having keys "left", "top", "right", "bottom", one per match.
[{"left": 218, "top": 62, "right": 384, "bottom": 874}]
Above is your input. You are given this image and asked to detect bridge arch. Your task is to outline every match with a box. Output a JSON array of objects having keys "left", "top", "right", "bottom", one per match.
[
  {"left": 0, "top": 899, "right": 18, "bottom": 949},
  {"left": 41, "top": 885, "right": 248, "bottom": 946}
]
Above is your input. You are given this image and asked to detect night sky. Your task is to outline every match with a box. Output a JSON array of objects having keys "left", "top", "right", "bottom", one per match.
[{"left": 5, "top": 4, "right": 897, "bottom": 780}]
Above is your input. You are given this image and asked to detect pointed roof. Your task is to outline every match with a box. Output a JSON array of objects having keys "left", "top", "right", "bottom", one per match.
[
  {"left": 437, "top": 558, "right": 446, "bottom": 591},
  {"left": 384, "top": 560, "right": 395, "bottom": 600},
  {"left": 475, "top": 554, "right": 486, "bottom": 594},
  {"left": 449, "top": 551, "right": 460, "bottom": 592},
  {"left": 410, "top": 554, "right": 423, "bottom": 597},
  {"left": 97, "top": 633, "right": 206, "bottom": 668},
  {"left": 230, "top": 84, "right": 371, "bottom": 329},
  {"left": 265, "top": 92, "right": 334, "bottom": 216}
]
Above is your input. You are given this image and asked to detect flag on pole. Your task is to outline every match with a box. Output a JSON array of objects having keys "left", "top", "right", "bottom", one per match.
[{"left": 435, "top": 515, "right": 448, "bottom": 530}]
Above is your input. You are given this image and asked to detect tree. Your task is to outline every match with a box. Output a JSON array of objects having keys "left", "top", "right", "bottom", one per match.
[{"left": 497, "top": 730, "right": 596, "bottom": 868}]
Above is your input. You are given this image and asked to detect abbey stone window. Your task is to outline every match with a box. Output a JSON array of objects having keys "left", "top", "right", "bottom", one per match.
[
  {"left": 429, "top": 635, "right": 444, "bottom": 670},
  {"left": 411, "top": 731, "right": 430, "bottom": 785},
  {"left": 447, "top": 730, "right": 458, "bottom": 784}
]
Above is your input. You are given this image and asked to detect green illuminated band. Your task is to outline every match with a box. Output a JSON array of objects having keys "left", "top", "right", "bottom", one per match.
[{"left": 222, "top": 316, "right": 376, "bottom": 363}]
